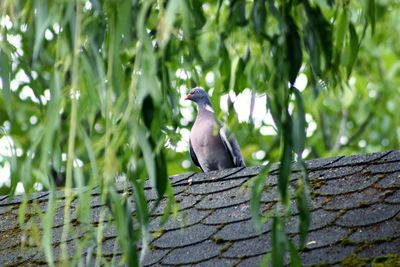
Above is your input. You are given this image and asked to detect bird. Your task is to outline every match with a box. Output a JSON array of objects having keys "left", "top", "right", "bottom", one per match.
[{"left": 185, "top": 87, "right": 245, "bottom": 172}]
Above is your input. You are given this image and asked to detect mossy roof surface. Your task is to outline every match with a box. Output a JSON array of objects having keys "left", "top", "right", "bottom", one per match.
[{"left": 0, "top": 151, "right": 400, "bottom": 266}]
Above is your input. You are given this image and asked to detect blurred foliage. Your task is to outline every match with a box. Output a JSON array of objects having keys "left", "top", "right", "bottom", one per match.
[{"left": 0, "top": 0, "right": 397, "bottom": 266}]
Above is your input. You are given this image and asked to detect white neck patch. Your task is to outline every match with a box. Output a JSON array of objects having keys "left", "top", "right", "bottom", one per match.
[{"left": 204, "top": 104, "right": 214, "bottom": 113}]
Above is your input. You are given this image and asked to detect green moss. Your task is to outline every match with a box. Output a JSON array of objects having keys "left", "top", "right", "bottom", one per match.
[
  {"left": 372, "top": 254, "right": 400, "bottom": 267},
  {"left": 220, "top": 241, "right": 232, "bottom": 253},
  {"left": 211, "top": 236, "right": 225, "bottom": 244},
  {"left": 151, "top": 229, "right": 165, "bottom": 239},
  {"left": 310, "top": 178, "right": 327, "bottom": 191},
  {"left": 340, "top": 238, "right": 353, "bottom": 246},
  {"left": 341, "top": 254, "right": 368, "bottom": 267}
]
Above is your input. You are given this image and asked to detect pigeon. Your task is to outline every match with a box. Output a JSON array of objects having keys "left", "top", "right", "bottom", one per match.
[{"left": 185, "top": 87, "right": 245, "bottom": 172}]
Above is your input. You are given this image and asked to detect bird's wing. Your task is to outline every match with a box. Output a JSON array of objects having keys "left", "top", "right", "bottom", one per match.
[
  {"left": 189, "top": 139, "right": 203, "bottom": 171},
  {"left": 219, "top": 127, "right": 246, "bottom": 167}
]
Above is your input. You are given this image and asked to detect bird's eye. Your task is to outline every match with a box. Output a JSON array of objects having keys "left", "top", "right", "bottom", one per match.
[{"left": 190, "top": 91, "right": 194, "bottom": 95}]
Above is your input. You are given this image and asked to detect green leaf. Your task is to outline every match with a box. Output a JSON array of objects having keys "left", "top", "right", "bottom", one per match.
[
  {"left": 347, "top": 23, "right": 359, "bottom": 78},
  {"left": 157, "top": 0, "right": 181, "bottom": 48},
  {"left": 0, "top": 50, "right": 13, "bottom": 120},
  {"left": 367, "top": 0, "right": 375, "bottom": 35},
  {"left": 291, "top": 88, "right": 306, "bottom": 155},
  {"left": 271, "top": 216, "right": 287, "bottom": 267},
  {"left": 304, "top": 1, "right": 333, "bottom": 71},
  {"left": 288, "top": 240, "right": 302, "bottom": 267},
  {"left": 42, "top": 190, "right": 56, "bottom": 266},
  {"left": 334, "top": 10, "right": 348, "bottom": 66},
  {"left": 229, "top": 0, "right": 247, "bottom": 27},
  {"left": 33, "top": 0, "right": 50, "bottom": 59},
  {"left": 108, "top": 190, "right": 139, "bottom": 267},
  {"left": 304, "top": 26, "right": 322, "bottom": 76},
  {"left": 250, "top": 165, "right": 270, "bottom": 232},
  {"left": 278, "top": 115, "right": 292, "bottom": 203},
  {"left": 287, "top": 15, "right": 303, "bottom": 85},
  {"left": 219, "top": 40, "right": 231, "bottom": 90},
  {"left": 155, "top": 149, "right": 168, "bottom": 198},
  {"left": 251, "top": 0, "right": 266, "bottom": 37},
  {"left": 160, "top": 182, "right": 175, "bottom": 225},
  {"left": 296, "top": 176, "right": 310, "bottom": 248}
]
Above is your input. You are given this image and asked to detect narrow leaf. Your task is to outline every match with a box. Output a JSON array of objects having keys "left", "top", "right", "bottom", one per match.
[
  {"left": 367, "top": 0, "right": 376, "bottom": 35},
  {"left": 0, "top": 50, "right": 13, "bottom": 120},
  {"left": 271, "top": 216, "right": 287, "bottom": 267},
  {"left": 288, "top": 240, "right": 302, "bottom": 267},
  {"left": 296, "top": 177, "right": 310, "bottom": 248},
  {"left": 291, "top": 88, "right": 306, "bottom": 155},
  {"left": 347, "top": 23, "right": 359, "bottom": 78},
  {"left": 251, "top": 0, "right": 266, "bottom": 37},
  {"left": 287, "top": 15, "right": 302, "bottom": 85},
  {"left": 251, "top": 165, "right": 270, "bottom": 232}
]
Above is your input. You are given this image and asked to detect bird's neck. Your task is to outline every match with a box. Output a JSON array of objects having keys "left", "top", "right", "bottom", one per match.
[{"left": 197, "top": 102, "right": 215, "bottom": 114}]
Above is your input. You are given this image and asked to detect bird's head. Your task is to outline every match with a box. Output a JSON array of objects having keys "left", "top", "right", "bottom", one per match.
[{"left": 185, "top": 87, "right": 212, "bottom": 106}]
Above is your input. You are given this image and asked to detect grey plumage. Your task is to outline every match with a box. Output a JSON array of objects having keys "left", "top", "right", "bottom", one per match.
[{"left": 185, "top": 87, "right": 245, "bottom": 172}]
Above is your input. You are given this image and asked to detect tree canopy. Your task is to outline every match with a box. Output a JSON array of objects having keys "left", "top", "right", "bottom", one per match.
[{"left": 0, "top": 0, "right": 397, "bottom": 266}]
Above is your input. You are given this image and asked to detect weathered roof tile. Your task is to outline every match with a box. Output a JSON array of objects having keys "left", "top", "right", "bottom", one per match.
[
  {"left": 315, "top": 173, "right": 378, "bottom": 195},
  {"left": 323, "top": 188, "right": 385, "bottom": 210},
  {"left": 213, "top": 219, "right": 271, "bottom": 241},
  {"left": 385, "top": 190, "right": 400, "bottom": 204},
  {"left": 357, "top": 236, "right": 400, "bottom": 259},
  {"left": 336, "top": 203, "right": 400, "bottom": 227},
  {"left": 376, "top": 172, "right": 400, "bottom": 189},
  {"left": 348, "top": 215, "right": 400, "bottom": 244},
  {"left": 149, "top": 208, "right": 210, "bottom": 232},
  {"left": 222, "top": 234, "right": 271, "bottom": 258},
  {"left": 292, "top": 226, "right": 349, "bottom": 250},
  {"left": 153, "top": 223, "right": 216, "bottom": 249},
  {"left": 300, "top": 245, "right": 356, "bottom": 266},
  {"left": 161, "top": 240, "right": 222, "bottom": 265},
  {"left": 287, "top": 209, "right": 338, "bottom": 233},
  {"left": 186, "top": 178, "right": 245, "bottom": 195}
]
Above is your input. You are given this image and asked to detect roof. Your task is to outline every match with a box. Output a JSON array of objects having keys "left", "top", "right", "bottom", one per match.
[{"left": 1, "top": 150, "right": 400, "bottom": 266}]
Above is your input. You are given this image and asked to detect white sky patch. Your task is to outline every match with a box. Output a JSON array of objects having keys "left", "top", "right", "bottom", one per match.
[
  {"left": 34, "top": 182, "right": 43, "bottom": 191},
  {"left": 340, "top": 136, "right": 348, "bottom": 145},
  {"left": 84, "top": 0, "right": 93, "bottom": 11},
  {"left": 7, "top": 34, "right": 23, "bottom": 56},
  {"left": 260, "top": 125, "right": 277, "bottom": 136},
  {"left": 0, "top": 161, "right": 11, "bottom": 187},
  {"left": 302, "top": 148, "right": 311, "bottom": 159},
  {"left": 349, "top": 76, "right": 356, "bottom": 86},
  {"left": 0, "top": 15, "right": 13, "bottom": 30},
  {"left": 29, "top": 116, "right": 38, "bottom": 125},
  {"left": 19, "top": 85, "right": 40, "bottom": 103},
  {"left": 70, "top": 90, "right": 81, "bottom": 100},
  {"left": 220, "top": 89, "right": 268, "bottom": 128},
  {"left": 358, "top": 140, "right": 367, "bottom": 148},
  {"left": 20, "top": 23, "right": 28, "bottom": 32},
  {"left": 307, "top": 121, "right": 317, "bottom": 137},
  {"left": 15, "top": 182, "right": 25, "bottom": 195},
  {"left": 181, "top": 160, "right": 191, "bottom": 169},
  {"left": 53, "top": 23, "right": 62, "bottom": 34},
  {"left": 253, "top": 150, "right": 266, "bottom": 160},
  {"left": 175, "top": 68, "right": 191, "bottom": 80},
  {"left": 166, "top": 127, "right": 190, "bottom": 152},
  {"left": 43, "top": 89, "right": 51, "bottom": 101},
  {"left": 0, "top": 136, "right": 15, "bottom": 158},
  {"left": 205, "top": 72, "right": 215, "bottom": 86},
  {"left": 45, "top": 29, "right": 54, "bottom": 41},
  {"left": 294, "top": 73, "right": 308, "bottom": 92}
]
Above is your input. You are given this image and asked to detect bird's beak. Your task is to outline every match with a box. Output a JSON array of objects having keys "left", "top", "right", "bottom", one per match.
[{"left": 185, "top": 94, "right": 191, "bottom": 100}]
